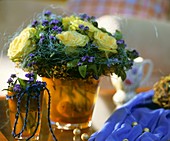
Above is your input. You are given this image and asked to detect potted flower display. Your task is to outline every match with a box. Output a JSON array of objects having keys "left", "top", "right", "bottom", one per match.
[
  {"left": 7, "top": 10, "right": 138, "bottom": 130},
  {"left": 3, "top": 72, "right": 57, "bottom": 140}
]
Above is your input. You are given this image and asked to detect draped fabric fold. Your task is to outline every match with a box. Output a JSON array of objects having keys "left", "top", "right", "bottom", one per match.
[{"left": 89, "top": 90, "right": 170, "bottom": 141}]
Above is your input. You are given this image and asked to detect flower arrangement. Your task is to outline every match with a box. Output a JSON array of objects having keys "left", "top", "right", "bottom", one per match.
[
  {"left": 4, "top": 72, "right": 57, "bottom": 140},
  {"left": 7, "top": 10, "right": 138, "bottom": 81}
]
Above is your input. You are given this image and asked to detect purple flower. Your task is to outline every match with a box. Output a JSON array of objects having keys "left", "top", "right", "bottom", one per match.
[
  {"left": 52, "top": 25, "right": 58, "bottom": 30},
  {"left": 79, "top": 24, "right": 84, "bottom": 30},
  {"left": 79, "top": 13, "right": 90, "bottom": 20},
  {"left": 52, "top": 26, "right": 62, "bottom": 33},
  {"left": 13, "top": 84, "right": 22, "bottom": 92},
  {"left": 50, "top": 19, "right": 59, "bottom": 25},
  {"left": 81, "top": 56, "right": 94, "bottom": 62},
  {"left": 84, "top": 26, "right": 89, "bottom": 31},
  {"left": 7, "top": 78, "right": 13, "bottom": 84},
  {"left": 27, "top": 63, "right": 32, "bottom": 67},
  {"left": 28, "top": 77, "right": 34, "bottom": 82},
  {"left": 56, "top": 27, "right": 62, "bottom": 33},
  {"left": 49, "top": 35, "right": 56, "bottom": 40},
  {"left": 10, "top": 74, "right": 16, "bottom": 78},
  {"left": 117, "top": 39, "right": 125, "bottom": 45},
  {"left": 42, "top": 20, "right": 49, "bottom": 26},
  {"left": 31, "top": 20, "right": 39, "bottom": 27},
  {"left": 39, "top": 37, "right": 45, "bottom": 44},
  {"left": 36, "top": 81, "right": 46, "bottom": 87},
  {"left": 79, "top": 25, "right": 89, "bottom": 31},
  {"left": 29, "top": 53, "right": 35, "bottom": 58},
  {"left": 25, "top": 73, "right": 34, "bottom": 79},
  {"left": 88, "top": 56, "right": 95, "bottom": 62},
  {"left": 32, "top": 61, "right": 36, "bottom": 65},
  {"left": 44, "top": 10, "right": 51, "bottom": 16},
  {"left": 25, "top": 73, "right": 31, "bottom": 78},
  {"left": 27, "top": 61, "right": 36, "bottom": 67},
  {"left": 77, "top": 62, "right": 83, "bottom": 66},
  {"left": 81, "top": 56, "right": 88, "bottom": 62}
]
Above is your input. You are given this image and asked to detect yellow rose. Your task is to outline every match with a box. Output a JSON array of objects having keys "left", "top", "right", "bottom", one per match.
[
  {"left": 62, "top": 16, "right": 80, "bottom": 30},
  {"left": 56, "top": 31, "right": 89, "bottom": 47},
  {"left": 94, "top": 31, "right": 117, "bottom": 53},
  {"left": 7, "top": 27, "right": 36, "bottom": 61}
]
